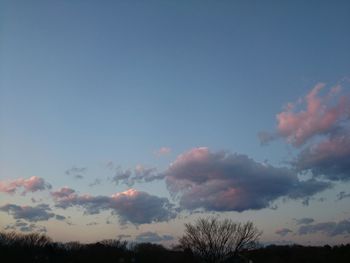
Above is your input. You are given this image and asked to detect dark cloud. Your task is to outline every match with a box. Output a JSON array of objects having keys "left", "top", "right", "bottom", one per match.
[
  {"left": 51, "top": 188, "right": 176, "bottom": 225},
  {"left": 293, "top": 130, "right": 350, "bottom": 181},
  {"left": 298, "top": 220, "right": 350, "bottom": 236},
  {"left": 337, "top": 191, "right": 350, "bottom": 201},
  {"left": 0, "top": 204, "right": 55, "bottom": 222},
  {"left": 164, "top": 147, "right": 331, "bottom": 212},
  {"left": 0, "top": 176, "right": 51, "bottom": 195},
  {"left": 135, "top": 232, "right": 174, "bottom": 243},
  {"left": 55, "top": 214, "right": 66, "bottom": 221},
  {"left": 275, "top": 228, "right": 293, "bottom": 237},
  {"left": 295, "top": 217, "right": 315, "bottom": 225}
]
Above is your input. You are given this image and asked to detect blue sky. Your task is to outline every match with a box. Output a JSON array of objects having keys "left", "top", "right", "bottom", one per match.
[{"left": 1, "top": 0, "right": 350, "bottom": 245}]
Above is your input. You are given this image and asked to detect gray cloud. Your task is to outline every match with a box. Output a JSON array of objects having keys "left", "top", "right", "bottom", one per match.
[
  {"left": 0, "top": 204, "right": 55, "bottom": 222},
  {"left": 298, "top": 220, "right": 350, "bottom": 236},
  {"left": 135, "top": 232, "right": 174, "bottom": 243},
  {"left": 51, "top": 187, "right": 176, "bottom": 225},
  {"left": 164, "top": 147, "right": 331, "bottom": 212},
  {"left": 337, "top": 191, "right": 350, "bottom": 201},
  {"left": 275, "top": 228, "right": 293, "bottom": 237},
  {"left": 295, "top": 217, "right": 315, "bottom": 225}
]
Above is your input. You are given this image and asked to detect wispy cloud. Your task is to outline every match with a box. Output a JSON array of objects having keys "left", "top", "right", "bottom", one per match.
[
  {"left": 294, "top": 217, "right": 315, "bottom": 225},
  {"left": 111, "top": 165, "right": 162, "bottom": 186},
  {"left": 155, "top": 147, "right": 172, "bottom": 157},
  {"left": 89, "top": 178, "right": 102, "bottom": 187},
  {"left": 4, "top": 220, "right": 47, "bottom": 233},
  {"left": 337, "top": 191, "right": 350, "bottom": 201},
  {"left": 275, "top": 228, "right": 293, "bottom": 237},
  {"left": 298, "top": 219, "right": 350, "bottom": 236},
  {"left": 135, "top": 232, "right": 174, "bottom": 243},
  {"left": 65, "top": 166, "right": 87, "bottom": 179}
]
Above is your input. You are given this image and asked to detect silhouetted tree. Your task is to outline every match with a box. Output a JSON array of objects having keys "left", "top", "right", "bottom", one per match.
[{"left": 179, "top": 217, "right": 261, "bottom": 263}]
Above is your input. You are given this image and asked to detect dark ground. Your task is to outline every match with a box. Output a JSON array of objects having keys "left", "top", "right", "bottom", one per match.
[{"left": 1, "top": 232, "right": 350, "bottom": 263}]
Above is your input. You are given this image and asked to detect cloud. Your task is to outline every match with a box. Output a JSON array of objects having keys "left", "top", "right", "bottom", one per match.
[
  {"left": 261, "top": 83, "right": 350, "bottom": 181},
  {"left": 135, "top": 232, "right": 174, "bottom": 243},
  {"left": 294, "top": 217, "right": 315, "bottom": 225},
  {"left": 4, "top": 220, "right": 47, "bottom": 233},
  {"left": 112, "top": 165, "right": 162, "bottom": 186},
  {"left": 275, "top": 228, "right": 293, "bottom": 237},
  {"left": 155, "top": 147, "right": 172, "bottom": 157},
  {"left": 293, "top": 129, "right": 350, "bottom": 180},
  {"left": 0, "top": 176, "right": 51, "bottom": 195},
  {"left": 55, "top": 214, "right": 66, "bottom": 221},
  {"left": 51, "top": 188, "right": 176, "bottom": 225},
  {"left": 0, "top": 203, "right": 55, "bottom": 222},
  {"left": 164, "top": 147, "right": 331, "bottom": 212},
  {"left": 260, "top": 83, "right": 350, "bottom": 147},
  {"left": 51, "top": 187, "right": 76, "bottom": 199},
  {"left": 86, "top": 222, "right": 98, "bottom": 226},
  {"left": 337, "top": 191, "right": 350, "bottom": 201},
  {"left": 89, "top": 178, "right": 102, "bottom": 187},
  {"left": 65, "top": 166, "right": 87, "bottom": 179},
  {"left": 298, "top": 220, "right": 350, "bottom": 236}
]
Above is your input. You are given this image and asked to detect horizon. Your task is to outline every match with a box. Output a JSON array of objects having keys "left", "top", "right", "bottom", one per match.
[{"left": 1, "top": 0, "right": 350, "bottom": 246}]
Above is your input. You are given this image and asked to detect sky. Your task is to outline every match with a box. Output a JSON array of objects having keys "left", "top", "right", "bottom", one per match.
[{"left": 1, "top": 0, "right": 350, "bottom": 246}]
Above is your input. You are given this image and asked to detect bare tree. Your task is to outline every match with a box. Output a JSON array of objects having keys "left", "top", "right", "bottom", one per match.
[{"left": 179, "top": 217, "right": 262, "bottom": 263}]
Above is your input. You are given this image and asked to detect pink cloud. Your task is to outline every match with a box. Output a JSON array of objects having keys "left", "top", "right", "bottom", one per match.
[
  {"left": 51, "top": 187, "right": 76, "bottom": 199},
  {"left": 276, "top": 83, "right": 350, "bottom": 146},
  {"left": 0, "top": 176, "right": 51, "bottom": 195}
]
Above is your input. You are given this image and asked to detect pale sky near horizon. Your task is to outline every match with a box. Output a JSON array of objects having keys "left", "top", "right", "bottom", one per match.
[{"left": 1, "top": 0, "right": 350, "bottom": 245}]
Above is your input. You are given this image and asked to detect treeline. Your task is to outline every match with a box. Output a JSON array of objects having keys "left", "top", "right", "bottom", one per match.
[{"left": 1, "top": 231, "right": 350, "bottom": 263}]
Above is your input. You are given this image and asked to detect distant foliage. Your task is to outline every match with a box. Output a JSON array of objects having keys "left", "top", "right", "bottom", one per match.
[
  {"left": 179, "top": 217, "right": 262, "bottom": 263},
  {"left": 0, "top": 231, "right": 52, "bottom": 247},
  {"left": 0, "top": 230, "right": 349, "bottom": 263}
]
